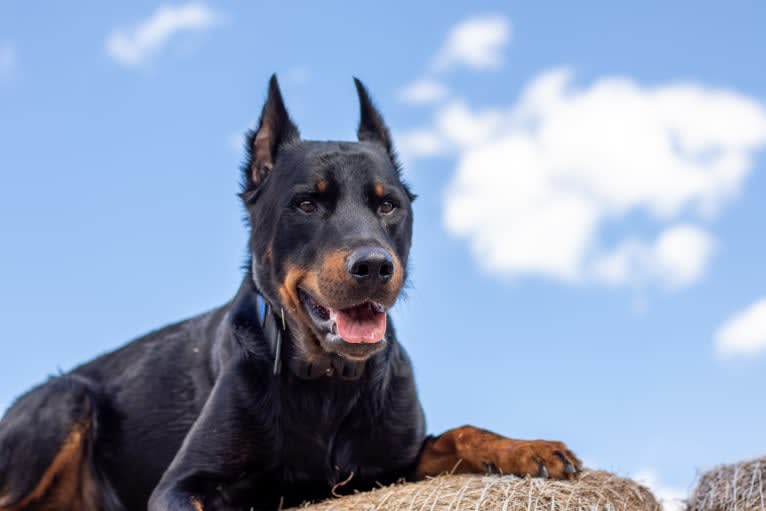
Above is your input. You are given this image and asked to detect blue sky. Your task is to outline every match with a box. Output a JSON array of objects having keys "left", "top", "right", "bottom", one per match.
[{"left": 1, "top": 2, "right": 766, "bottom": 508}]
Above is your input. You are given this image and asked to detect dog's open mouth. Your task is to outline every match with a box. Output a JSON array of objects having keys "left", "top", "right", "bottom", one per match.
[{"left": 299, "top": 289, "right": 387, "bottom": 346}]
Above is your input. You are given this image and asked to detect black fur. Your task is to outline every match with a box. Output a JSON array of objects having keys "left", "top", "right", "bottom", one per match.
[{"left": 0, "top": 76, "right": 425, "bottom": 511}]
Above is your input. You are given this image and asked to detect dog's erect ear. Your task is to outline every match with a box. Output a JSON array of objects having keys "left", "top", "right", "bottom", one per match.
[
  {"left": 354, "top": 77, "right": 394, "bottom": 157},
  {"left": 246, "top": 74, "right": 300, "bottom": 186}
]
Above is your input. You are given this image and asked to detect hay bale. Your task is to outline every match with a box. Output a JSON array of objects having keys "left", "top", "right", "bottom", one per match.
[
  {"left": 687, "top": 455, "right": 766, "bottom": 511},
  {"left": 295, "top": 470, "right": 661, "bottom": 511}
]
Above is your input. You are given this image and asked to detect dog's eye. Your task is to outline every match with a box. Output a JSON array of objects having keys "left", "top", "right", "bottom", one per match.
[
  {"left": 298, "top": 200, "right": 317, "bottom": 214},
  {"left": 378, "top": 200, "right": 396, "bottom": 215}
]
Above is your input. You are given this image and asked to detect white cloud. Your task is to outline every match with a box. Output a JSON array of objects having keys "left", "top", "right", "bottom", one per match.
[
  {"left": 402, "top": 68, "right": 766, "bottom": 287},
  {"left": 0, "top": 42, "right": 15, "bottom": 81},
  {"left": 396, "top": 129, "right": 447, "bottom": 164},
  {"left": 432, "top": 15, "right": 510, "bottom": 72},
  {"left": 106, "top": 3, "right": 221, "bottom": 67},
  {"left": 715, "top": 298, "right": 766, "bottom": 357},
  {"left": 633, "top": 469, "right": 687, "bottom": 511},
  {"left": 593, "top": 225, "right": 715, "bottom": 289},
  {"left": 398, "top": 79, "right": 449, "bottom": 105}
]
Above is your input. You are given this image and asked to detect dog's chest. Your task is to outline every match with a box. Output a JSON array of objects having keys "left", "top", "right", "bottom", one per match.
[{"left": 275, "top": 379, "right": 374, "bottom": 482}]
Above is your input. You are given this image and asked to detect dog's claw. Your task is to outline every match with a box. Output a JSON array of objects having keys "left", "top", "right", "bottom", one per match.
[
  {"left": 554, "top": 450, "right": 577, "bottom": 474},
  {"left": 538, "top": 462, "right": 549, "bottom": 478},
  {"left": 567, "top": 450, "right": 582, "bottom": 470},
  {"left": 485, "top": 462, "right": 498, "bottom": 474}
]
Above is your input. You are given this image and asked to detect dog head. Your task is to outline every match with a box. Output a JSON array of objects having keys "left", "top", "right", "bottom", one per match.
[{"left": 241, "top": 76, "right": 415, "bottom": 362}]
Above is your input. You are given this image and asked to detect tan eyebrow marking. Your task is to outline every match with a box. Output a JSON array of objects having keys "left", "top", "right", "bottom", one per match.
[
  {"left": 374, "top": 182, "right": 385, "bottom": 198},
  {"left": 316, "top": 180, "right": 328, "bottom": 193}
]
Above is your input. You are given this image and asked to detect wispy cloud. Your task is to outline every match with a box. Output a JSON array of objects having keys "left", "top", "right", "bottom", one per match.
[
  {"left": 398, "top": 79, "right": 449, "bottom": 105},
  {"left": 397, "top": 15, "right": 508, "bottom": 107},
  {"left": 396, "top": 129, "right": 446, "bottom": 161},
  {"left": 399, "top": 68, "right": 766, "bottom": 288},
  {"left": 432, "top": 15, "right": 510, "bottom": 72},
  {"left": 0, "top": 42, "right": 15, "bottom": 82},
  {"left": 593, "top": 225, "right": 715, "bottom": 290},
  {"left": 715, "top": 298, "right": 766, "bottom": 358},
  {"left": 633, "top": 469, "right": 687, "bottom": 511},
  {"left": 105, "top": 3, "right": 221, "bottom": 68}
]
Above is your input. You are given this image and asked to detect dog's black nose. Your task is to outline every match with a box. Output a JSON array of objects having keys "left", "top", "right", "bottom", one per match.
[{"left": 346, "top": 247, "right": 395, "bottom": 283}]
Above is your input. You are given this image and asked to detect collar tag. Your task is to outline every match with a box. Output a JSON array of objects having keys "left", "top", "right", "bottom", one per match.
[{"left": 273, "top": 330, "right": 282, "bottom": 376}]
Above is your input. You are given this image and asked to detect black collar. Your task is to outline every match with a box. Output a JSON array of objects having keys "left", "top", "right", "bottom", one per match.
[{"left": 255, "top": 293, "right": 367, "bottom": 380}]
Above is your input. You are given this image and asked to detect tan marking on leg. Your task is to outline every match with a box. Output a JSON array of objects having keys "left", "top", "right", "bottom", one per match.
[
  {"left": 2, "top": 420, "right": 97, "bottom": 511},
  {"left": 190, "top": 496, "right": 205, "bottom": 511}
]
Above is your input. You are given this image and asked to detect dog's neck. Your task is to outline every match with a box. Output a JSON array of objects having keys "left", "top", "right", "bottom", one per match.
[
  {"left": 229, "top": 273, "right": 369, "bottom": 380},
  {"left": 254, "top": 293, "right": 368, "bottom": 380}
]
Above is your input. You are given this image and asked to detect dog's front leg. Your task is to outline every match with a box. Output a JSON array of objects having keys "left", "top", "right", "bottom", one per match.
[
  {"left": 148, "top": 360, "right": 275, "bottom": 511},
  {"left": 414, "top": 425, "right": 581, "bottom": 480}
]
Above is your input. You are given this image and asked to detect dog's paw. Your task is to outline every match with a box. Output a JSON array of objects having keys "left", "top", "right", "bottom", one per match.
[
  {"left": 415, "top": 426, "right": 582, "bottom": 480},
  {"left": 489, "top": 439, "right": 582, "bottom": 480}
]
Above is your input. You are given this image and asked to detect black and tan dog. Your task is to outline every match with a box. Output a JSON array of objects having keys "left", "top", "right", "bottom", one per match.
[{"left": 0, "top": 77, "right": 581, "bottom": 511}]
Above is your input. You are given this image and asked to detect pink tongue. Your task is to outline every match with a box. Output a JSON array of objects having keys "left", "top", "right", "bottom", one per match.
[{"left": 334, "top": 305, "right": 387, "bottom": 344}]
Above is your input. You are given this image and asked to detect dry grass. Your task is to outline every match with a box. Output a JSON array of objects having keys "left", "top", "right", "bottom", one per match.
[
  {"left": 294, "top": 470, "right": 661, "bottom": 511},
  {"left": 687, "top": 455, "right": 766, "bottom": 511}
]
